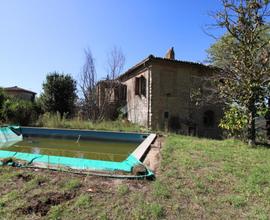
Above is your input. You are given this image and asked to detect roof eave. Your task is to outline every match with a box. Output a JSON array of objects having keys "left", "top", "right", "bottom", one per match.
[{"left": 118, "top": 55, "right": 154, "bottom": 81}]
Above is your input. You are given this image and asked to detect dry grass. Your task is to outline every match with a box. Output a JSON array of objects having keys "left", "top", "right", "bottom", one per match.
[{"left": 35, "top": 112, "right": 146, "bottom": 133}]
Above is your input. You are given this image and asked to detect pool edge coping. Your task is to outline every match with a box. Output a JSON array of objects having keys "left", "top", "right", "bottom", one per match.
[
  {"left": 131, "top": 133, "right": 156, "bottom": 161},
  {"left": 22, "top": 126, "right": 150, "bottom": 135}
]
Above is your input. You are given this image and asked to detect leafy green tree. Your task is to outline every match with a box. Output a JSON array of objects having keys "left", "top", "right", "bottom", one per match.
[
  {"left": 207, "top": 0, "right": 270, "bottom": 145},
  {"left": 40, "top": 72, "right": 77, "bottom": 117}
]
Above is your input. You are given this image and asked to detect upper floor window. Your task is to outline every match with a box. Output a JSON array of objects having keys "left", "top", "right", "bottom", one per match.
[{"left": 135, "top": 76, "right": 146, "bottom": 96}]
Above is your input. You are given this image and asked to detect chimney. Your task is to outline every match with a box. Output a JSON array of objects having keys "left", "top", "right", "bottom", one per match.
[{"left": 165, "top": 47, "right": 175, "bottom": 60}]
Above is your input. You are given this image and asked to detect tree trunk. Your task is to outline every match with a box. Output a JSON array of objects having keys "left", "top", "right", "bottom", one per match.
[{"left": 248, "top": 102, "right": 256, "bottom": 146}]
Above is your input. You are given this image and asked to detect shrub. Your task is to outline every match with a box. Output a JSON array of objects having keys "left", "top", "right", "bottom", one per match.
[
  {"left": 219, "top": 105, "right": 249, "bottom": 139},
  {"left": 1, "top": 98, "right": 35, "bottom": 125}
]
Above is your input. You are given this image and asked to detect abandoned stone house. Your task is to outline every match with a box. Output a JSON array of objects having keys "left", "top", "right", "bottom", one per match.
[{"left": 98, "top": 48, "right": 223, "bottom": 138}]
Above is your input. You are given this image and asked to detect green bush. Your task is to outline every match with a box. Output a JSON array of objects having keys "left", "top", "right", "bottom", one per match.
[
  {"left": 1, "top": 98, "right": 36, "bottom": 125},
  {"left": 219, "top": 105, "right": 249, "bottom": 139}
]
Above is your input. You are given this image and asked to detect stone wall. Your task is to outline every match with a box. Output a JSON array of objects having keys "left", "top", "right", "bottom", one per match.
[
  {"left": 122, "top": 68, "right": 150, "bottom": 127},
  {"left": 120, "top": 58, "right": 223, "bottom": 139},
  {"left": 151, "top": 63, "right": 191, "bottom": 131},
  {"left": 150, "top": 61, "right": 223, "bottom": 138}
]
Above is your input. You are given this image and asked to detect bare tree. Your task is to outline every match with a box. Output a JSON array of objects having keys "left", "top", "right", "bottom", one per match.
[
  {"left": 106, "top": 46, "right": 125, "bottom": 80},
  {"left": 78, "top": 47, "right": 126, "bottom": 120},
  {"left": 98, "top": 46, "right": 126, "bottom": 119},
  {"left": 78, "top": 48, "right": 98, "bottom": 120}
]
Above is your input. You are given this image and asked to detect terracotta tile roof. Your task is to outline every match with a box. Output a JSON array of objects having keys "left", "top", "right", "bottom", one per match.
[
  {"left": 118, "top": 55, "right": 214, "bottom": 81},
  {"left": 4, "top": 86, "right": 36, "bottom": 94}
]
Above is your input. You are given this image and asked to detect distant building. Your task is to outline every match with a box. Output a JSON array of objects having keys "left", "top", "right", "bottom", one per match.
[{"left": 4, "top": 86, "right": 36, "bottom": 102}]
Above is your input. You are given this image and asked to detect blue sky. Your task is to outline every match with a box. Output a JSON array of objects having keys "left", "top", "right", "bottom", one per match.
[{"left": 0, "top": 0, "right": 222, "bottom": 95}]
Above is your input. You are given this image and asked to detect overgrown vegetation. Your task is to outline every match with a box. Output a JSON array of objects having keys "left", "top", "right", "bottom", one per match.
[
  {"left": 0, "top": 89, "right": 39, "bottom": 126},
  {"left": 1, "top": 135, "right": 270, "bottom": 219},
  {"left": 36, "top": 112, "right": 145, "bottom": 132}
]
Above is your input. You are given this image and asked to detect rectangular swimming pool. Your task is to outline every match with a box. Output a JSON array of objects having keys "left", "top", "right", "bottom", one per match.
[
  {"left": 5, "top": 136, "right": 139, "bottom": 162},
  {"left": 0, "top": 127, "right": 156, "bottom": 177}
]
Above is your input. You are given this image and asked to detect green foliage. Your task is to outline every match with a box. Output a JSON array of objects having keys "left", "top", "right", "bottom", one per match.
[
  {"left": 0, "top": 88, "right": 41, "bottom": 125},
  {"left": 40, "top": 72, "right": 77, "bottom": 117},
  {"left": 219, "top": 106, "right": 249, "bottom": 138},
  {"left": 207, "top": 1, "right": 270, "bottom": 143},
  {"left": 207, "top": 33, "right": 236, "bottom": 68},
  {"left": 33, "top": 96, "right": 44, "bottom": 116},
  {"left": 0, "top": 88, "right": 6, "bottom": 112},
  {"left": 1, "top": 98, "right": 35, "bottom": 125}
]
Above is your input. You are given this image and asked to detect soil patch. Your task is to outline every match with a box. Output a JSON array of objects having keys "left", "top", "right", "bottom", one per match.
[
  {"left": 15, "top": 173, "right": 32, "bottom": 182},
  {"left": 18, "top": 192, "right": 76, "bottom": 216}
]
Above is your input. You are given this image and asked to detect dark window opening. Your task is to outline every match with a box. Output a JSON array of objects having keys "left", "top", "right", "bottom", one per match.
[
  {"left": 164, "top": 111, "right": 169, "bottom": 119},
  {"left": 203, "top": 110, "right": 215, "bottom": 127},
  {"left": 120, "top": 85, "right": 127, "bottom": 101},
  {"left": 141, "top": 77, "right": 146, "bottom": 96},
  {"left": 135, "top": 78, "right": 140, "bottom": 95},
  {"left": 135, "top": 76, "right": 146, "bottom": 96}
]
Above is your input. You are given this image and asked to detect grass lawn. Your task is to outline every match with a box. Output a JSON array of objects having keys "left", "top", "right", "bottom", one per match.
[{"left": 1, "top": 135, "right": 270, "bottom": 219}]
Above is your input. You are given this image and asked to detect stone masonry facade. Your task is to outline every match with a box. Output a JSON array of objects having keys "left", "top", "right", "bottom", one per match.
[{"left": 118, "top": 48, "right": 223, "bottom": 139}]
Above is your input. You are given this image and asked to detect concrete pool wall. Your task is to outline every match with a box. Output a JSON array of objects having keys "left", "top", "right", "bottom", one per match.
[{"left": 0, "top": 127, "right": 156, "bottom": 178}]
